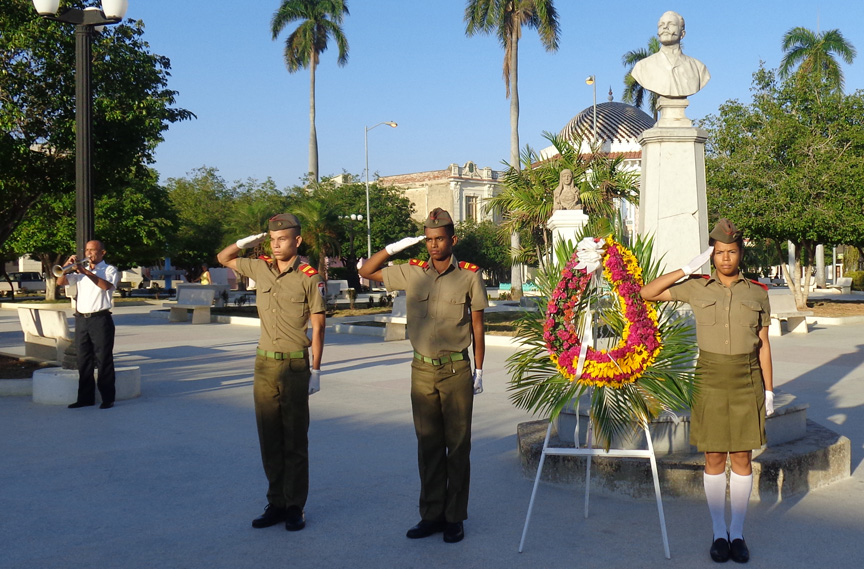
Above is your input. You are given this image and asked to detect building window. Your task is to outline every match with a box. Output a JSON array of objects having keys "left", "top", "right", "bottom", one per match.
[{"left": 465, "top": 195, "right": 478, "bottom": 221}]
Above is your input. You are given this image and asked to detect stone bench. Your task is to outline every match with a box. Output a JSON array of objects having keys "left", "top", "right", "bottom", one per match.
[
  {"left": 370, "top": 292, "right": 407, "bottom": 340},
  {"left": 32, "top": 366, "right": 141, "bottom": 405},
  {"left": 826, "top": 277, "right": 853, "bottom": 295},
  {"left": 163, "top": 287, "right": 215, "bottom": 324},
  {"left": 769, "top": 292, "right": 813, "bottom": 336},
  {"left": 17, "top": 307, "right": 73, "bottom": 364}
]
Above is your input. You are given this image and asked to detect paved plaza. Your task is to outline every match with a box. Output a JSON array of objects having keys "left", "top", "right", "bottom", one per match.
[{"left": 1, "top": 300, "right": 863, "bottom": 569}]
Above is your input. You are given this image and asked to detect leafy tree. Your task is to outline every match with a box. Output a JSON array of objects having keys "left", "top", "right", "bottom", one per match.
[
  {"left": 293, "top": 193, "right": 341, "bottom": 276},
  {"left": 453, "top": 220, "right": 510, "bottom": 285},
  {"left": 271, "top": 0, "right": 349, "bottom": 182},
  {"left": 465, "top": 0, "right": 560, "bottom": 300},
  {"left": 0, "top": 0, "right": 192, "bottom": 254},
  {"left": 779, "top": 26, "right": 857, "bottom": 91},
  {"left": 621, "top": 36, "right": 660, "bottom": 120},
  {"left": 703, "top": 66, "right": 864, "bottom": 308}
]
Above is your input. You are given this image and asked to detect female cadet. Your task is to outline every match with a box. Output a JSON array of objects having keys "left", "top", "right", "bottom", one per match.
[{"left": 640, "top": 219, "right": 774, "bottom": 564}]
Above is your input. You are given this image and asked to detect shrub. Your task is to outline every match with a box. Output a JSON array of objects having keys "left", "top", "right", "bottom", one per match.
[{"left": 847, "top": 271, "right": 864, "bottom": 291}]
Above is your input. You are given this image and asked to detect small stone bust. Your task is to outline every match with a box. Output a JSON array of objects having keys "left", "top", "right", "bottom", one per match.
[{"left": 553, "top": 169, "right": 581, "bottom": 210}]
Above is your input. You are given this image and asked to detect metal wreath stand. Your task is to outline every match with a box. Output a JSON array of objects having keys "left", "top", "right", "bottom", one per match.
[{"left": 518, "top": 274, "right": 671, "bottom": 559}]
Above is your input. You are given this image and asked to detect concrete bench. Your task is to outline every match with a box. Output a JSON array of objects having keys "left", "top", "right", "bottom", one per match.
[
  {"left": 163, "top": 287, "right": 215, "bottom": 324},
  {"left": 826, "top": 277, "right": 853, "bottom": 295},
  {"left": 769, "top": 292, "right": 814, "bottom": 336},
  {"left": 17, "top": 307, "right": 73, "bottom": 363},
  {"left": 370, "top": 293, "right": 407, "bottom": 340},
  {"left": 175, "top": 283, "right": 229, "bottom": 307}
]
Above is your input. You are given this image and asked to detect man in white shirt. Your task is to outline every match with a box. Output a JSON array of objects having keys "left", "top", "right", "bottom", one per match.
[{"left": 57, "top": 240, "right": 120, "bottom": 409}]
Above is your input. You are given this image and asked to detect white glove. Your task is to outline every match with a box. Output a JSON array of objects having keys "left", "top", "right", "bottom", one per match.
[
  {"left": 385, "top": 235, "right": 424, "bottom": 256},
  {"left": 765, "top": 390, "right": 774, "bottom": 416},
  {"left": 236, "top": 232, "right": 267, "bottom": 249},
  {"left": 473, "top": 369, "right": 483, "bottom": 395},
  {"left": 309, "top": 369, "right": 321, "bottom": 395},
  {"left": 681, "top": 246, "right": 714, "bottom": 276}
]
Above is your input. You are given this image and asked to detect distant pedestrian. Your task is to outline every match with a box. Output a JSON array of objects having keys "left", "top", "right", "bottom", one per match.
[
  {"left": 359, "top": 208, "right": 487, "bottom": 544},
  {"left": 641, "top": 218, "right": 774, "bottom": 564},
  {"left": 57, "top": 240, "right": 120, "bottom": 410},
  {"left": 217, "top": 213, "right": 326, "bottom": 532}
]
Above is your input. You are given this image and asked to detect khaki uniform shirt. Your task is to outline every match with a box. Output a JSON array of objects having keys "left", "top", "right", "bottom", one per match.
[
  {"left": 668, "top": 272, "right": 770, "bottom": 355},
  {"left": 234, "top": 257, "right": 325, "bottom": 352},
  {"left": 382, "top": 256, "right": 488, "bottom": 358}
]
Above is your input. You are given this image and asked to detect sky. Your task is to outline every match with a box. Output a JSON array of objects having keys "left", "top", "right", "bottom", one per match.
[{"left": 125, "top": 1, "right": 864, "bottom": 190}]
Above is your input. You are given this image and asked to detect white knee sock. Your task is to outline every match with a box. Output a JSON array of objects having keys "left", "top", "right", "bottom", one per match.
[
  {"left": 703, "top": 471, "right": 727, "bottom": 540},
  {"left": 728, "top": 471, "right": 753, "bottom": 540}
]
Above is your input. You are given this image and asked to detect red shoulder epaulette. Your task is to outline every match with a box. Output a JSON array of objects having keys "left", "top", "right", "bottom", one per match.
[
  {"left": 258, "top": 255, "right": 272, "bottom": 263},
  {"left": 299, "top": 263, "right": 318, "bottom": 277},
  {"left": 409, "top": 258, "right": 429, "bottom": 269},
  {"left": 749, "top": 279, "right": 769, "bottom": 291},
  {"left": 459, "top": 261, "right": 480, "bottom": 272}
]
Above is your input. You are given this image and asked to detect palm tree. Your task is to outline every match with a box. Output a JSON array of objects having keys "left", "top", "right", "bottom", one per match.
[
  {"left": 271, "top": 0, "right": 349, "bottom": 183},
  {"left": 293, "top": 195, "right": 341, "bottom": 277},
  {"left": 465, "top": 0, "right": 560, "bottom": 299},
  {"left": 779, "top": 26, "right": 856, "bottom": 91},
  {"left": 621, "top": 36, "right": 660, "bottom": 120}
]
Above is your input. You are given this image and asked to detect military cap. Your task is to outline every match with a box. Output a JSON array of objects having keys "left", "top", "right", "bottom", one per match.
[
  {"left": 424, "top": 208, "right": 453, "bottom": 228},
  {"left": 709, "top": 218, "right": 742, "bottom": 243},
  {"left": 268, "top": 213, "right": 301, "bottom": 231}
]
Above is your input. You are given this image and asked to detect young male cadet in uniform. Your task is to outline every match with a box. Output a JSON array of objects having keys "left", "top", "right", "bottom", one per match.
[
  {"left": 57, "top": 240, "right": 121, "bottom": 409},
  {"left": 359, "top": 208, "right": 487, "bottom": 544},
  {"left": 217, "top": 213, "right": 326, "bottom": 532}
]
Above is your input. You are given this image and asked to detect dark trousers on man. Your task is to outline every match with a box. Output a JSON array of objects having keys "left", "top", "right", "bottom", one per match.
[
  {"left": 253, "top": 355, "right": 311, "bottom": 509},
  {"left": 410, "top": 357, "right": 474, "bottom": 523},
  {"left": 74, "top": 311, "right": 116, "bottom": 404}
]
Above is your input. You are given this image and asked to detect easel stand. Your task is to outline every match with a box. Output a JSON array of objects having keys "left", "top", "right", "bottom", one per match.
[{"left": 518, "top": 411, "right": 671, "bottom": 559}]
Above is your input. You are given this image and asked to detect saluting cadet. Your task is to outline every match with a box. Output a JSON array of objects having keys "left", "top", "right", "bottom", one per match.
[
  {"left": 641, "top": 218, "right": 774, "bottom": 564},
  {"left": 359, "top": 208, "right": 487, "bottom": 544},
  {"left": 217, "top": 213, "right": 326, "bottom": 532}
]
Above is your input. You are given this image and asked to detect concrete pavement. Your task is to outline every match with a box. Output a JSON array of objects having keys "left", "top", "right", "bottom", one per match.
[{"left": 1, "top": 302, "right": 863, "bottom": 569}]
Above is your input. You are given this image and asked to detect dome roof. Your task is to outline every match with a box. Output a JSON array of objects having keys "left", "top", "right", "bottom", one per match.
[{"left": 559, "top": 101, "right": 654, "bottom": 145}]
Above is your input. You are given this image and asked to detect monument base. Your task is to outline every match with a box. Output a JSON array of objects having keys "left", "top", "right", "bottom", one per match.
[{"left": 547, "top": 209, "right": 589, "bottom": 250}]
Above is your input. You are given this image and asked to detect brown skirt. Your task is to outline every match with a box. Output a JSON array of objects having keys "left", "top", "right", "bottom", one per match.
[{"left": 690, "top": 351, "right": 766, "bottom": 452}]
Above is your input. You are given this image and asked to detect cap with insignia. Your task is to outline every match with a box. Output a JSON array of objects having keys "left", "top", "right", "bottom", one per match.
[
  {"left": 268, "top": 213, "right": 301, "bottom": 231},
  {"left": 709, "top": 218, "right": 742, "bottom": 244},
  {"left": 424, "top": 208, "right": 453, "bottom": 228}
]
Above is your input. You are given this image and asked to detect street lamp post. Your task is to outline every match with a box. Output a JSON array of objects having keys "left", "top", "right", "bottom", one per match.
[
  {"left": 32, "top": 0, "right": 129, "bottom": 259},
  {"left": 364, "top": 121, "right": 397, "bottom": 258},
  {"left": 585, "top": 75, "right": 597, "bottom": 143}
]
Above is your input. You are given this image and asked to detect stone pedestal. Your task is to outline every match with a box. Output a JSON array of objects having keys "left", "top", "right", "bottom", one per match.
[
  {"left": 547, "top": 209, "right": 589, "bottom": 251},
  {"left": 637, "top": 98, "right": 710, "bottom": 273}
]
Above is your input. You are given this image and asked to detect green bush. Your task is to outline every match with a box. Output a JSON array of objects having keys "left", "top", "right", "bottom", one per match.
[
  {"left": 847, "top": 271, "right": 864, "bottom": 291},
  {"left": 327, "top": 266, "right": 349, "bottom": 281}
]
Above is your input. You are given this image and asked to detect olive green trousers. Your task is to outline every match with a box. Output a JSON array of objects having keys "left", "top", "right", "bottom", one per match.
[
  {"left": 253, "top": 355, "right": 310, "bottom": 509},
  {"left": 410, "top": 357, "right": 474, "bottom": 523}
]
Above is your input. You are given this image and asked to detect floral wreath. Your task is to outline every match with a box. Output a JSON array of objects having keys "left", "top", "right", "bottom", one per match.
[{"left": 543, "top": 236, "right": 662, "bottom": 388}]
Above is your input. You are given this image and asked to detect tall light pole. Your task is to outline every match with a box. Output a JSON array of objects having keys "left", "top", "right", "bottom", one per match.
[
  {"left": 364, "top": 121, "right": 397, "bottom": 258},
  {"left": 585, "top": 75, "right": 597, "bottom": 143},
  {"left": 32, "top": 0, "right": 129, "bottom": 260}
]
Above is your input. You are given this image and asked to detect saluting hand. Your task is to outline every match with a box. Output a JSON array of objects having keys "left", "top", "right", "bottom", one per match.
[
  {"left": 681, "top": 246, "right": 714, "bottom": 276},
  {"left": 236, "top": 232, "right": 267, "bottom": 249},
  {"left": 385, "top": 235, "right": 424, "bottom": 256}
]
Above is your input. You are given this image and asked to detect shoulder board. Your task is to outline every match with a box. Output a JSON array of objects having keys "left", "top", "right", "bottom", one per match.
[
  {"left": 409, "top": 258, "right": 429, "bottom": 269},
  {"left": 257, "top": 255, "right": 272, "bottom": 263},
  {"left": 749, "top": 279, "right": 769, "bottom": 291},
  {"left": 299, "top": 263, "right": 318, "bottom": 277},
  {"left": 459, "top": 261, "right": 480, "bottom": 272}
]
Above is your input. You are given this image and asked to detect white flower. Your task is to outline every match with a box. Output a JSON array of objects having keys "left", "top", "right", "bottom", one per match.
[{"left": 575, "top": 237, "right": 606, "bottom": 274}]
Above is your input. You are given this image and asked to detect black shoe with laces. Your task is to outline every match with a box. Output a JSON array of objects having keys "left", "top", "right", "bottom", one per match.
[{"left": 252, "top": 504, "right": 288, "bottom": 528}]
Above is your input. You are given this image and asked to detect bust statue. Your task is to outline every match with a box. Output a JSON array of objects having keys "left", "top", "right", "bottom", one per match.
[
  {"left": 631, "top": 11, "right": 710, "bottom": 98},
  {"left": 553, "top": 169, "right": 581, "bottom": 211}
]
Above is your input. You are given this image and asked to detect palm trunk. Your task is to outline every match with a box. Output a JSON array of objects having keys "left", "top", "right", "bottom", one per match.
[
  {"left": 308, "top": 56, "right": 319, "bottom": 183},
  {"left": 508, "top": 27, "right": 523, "bottom": 301}
]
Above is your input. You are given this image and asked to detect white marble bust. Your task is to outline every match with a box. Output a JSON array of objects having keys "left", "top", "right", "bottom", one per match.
[{"left": 631, "top": 11, "right": 710, "bottom": 98}]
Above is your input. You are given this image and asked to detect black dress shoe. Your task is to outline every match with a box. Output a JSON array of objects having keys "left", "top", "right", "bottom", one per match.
[
  {"left": 68, "top": 401, "right": 95, "bottom": 409},
  {"left": 406, "top": 520, "right": 445, "bottom": 539},
  {"left": 252, "top": 504, "right": 288, "bottom": 528},
  {"left": 284, "top": 506, "right": 305, "bottom": 531},
  {"left": 710, "top": 536, "right": 731, "bottom": 563},
  {"left": 99, "top": 402, "right": 114, "bottom": 409},
  {"left": 730, "top": 538, "right": 750, "bottom": 563},
  {"left": 443, "top": 521, "right": 464, "bottom": 543}
]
